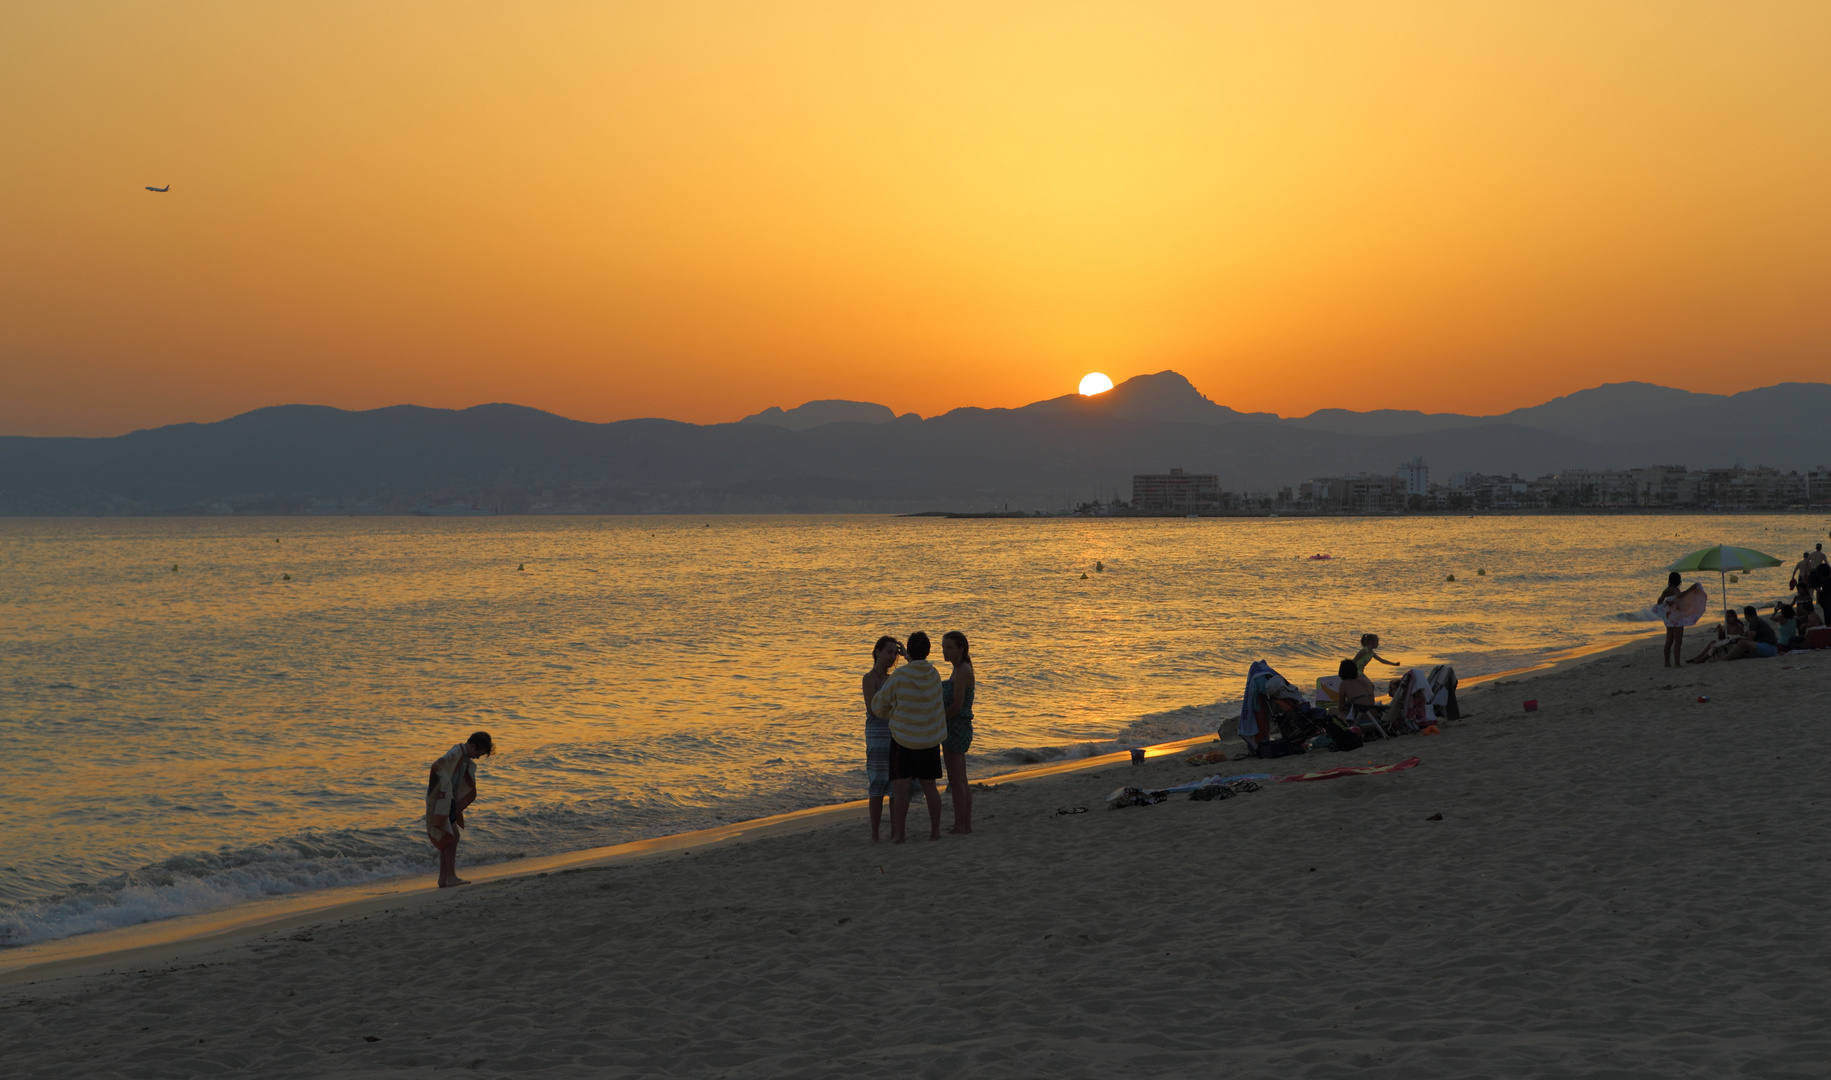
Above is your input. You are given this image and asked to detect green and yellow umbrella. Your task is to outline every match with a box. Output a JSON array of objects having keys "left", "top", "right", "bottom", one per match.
[{"left": 1667, "top": 544, "right": 1782, "bottom": 615}]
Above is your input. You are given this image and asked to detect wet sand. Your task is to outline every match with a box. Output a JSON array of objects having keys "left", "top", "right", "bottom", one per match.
[{"left": 4, "top": 636, "right": 1828, "bottom": 1078}]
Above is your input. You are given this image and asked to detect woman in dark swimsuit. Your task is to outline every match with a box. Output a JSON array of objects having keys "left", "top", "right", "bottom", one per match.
[{"left": 940, "top": 630, "right": 975, "bottom": 835}]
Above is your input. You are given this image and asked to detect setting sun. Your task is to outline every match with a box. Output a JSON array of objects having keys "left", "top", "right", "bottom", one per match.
[{"left": 1078, "top": 373, "right": 1114, "bottom": 397}]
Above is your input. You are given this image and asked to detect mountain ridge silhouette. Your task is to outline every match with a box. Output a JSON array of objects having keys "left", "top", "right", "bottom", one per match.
[{"left": 4, "top": 372, "right": 1827, "bottom": 513}]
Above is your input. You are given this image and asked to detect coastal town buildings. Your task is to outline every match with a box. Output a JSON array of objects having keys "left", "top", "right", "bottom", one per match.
[
  {"left": 1131, "top": 468, "right": 1223, "bottom": 513},
  {"left": 1294, "top": 462, "right": 1831, "bottom": 512}
]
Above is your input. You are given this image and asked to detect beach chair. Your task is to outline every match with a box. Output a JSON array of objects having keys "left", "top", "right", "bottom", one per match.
[{"left": 1317, "top": 673, "right": 1394, "bottom": 740}]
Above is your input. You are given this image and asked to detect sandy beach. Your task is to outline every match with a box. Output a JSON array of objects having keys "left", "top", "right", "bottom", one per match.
[{"left": 4, "top": 635, "right": 1828, "bottom": 1078}]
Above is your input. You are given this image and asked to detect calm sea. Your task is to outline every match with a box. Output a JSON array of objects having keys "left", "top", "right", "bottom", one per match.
[{"left": 0, "top": 514, "right": 1810, "bottom": 946}]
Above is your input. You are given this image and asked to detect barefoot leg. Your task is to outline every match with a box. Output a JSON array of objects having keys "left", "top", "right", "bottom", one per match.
[
  {"left": 943, "top": 750, "right": 973, "bottom": 834},
  {"left": 889, "top": 778, "right": 910, "bottom": 844}
]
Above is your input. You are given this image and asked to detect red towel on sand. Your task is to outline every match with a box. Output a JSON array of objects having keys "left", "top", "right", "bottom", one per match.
[{"left": 1279, "top": 756, "right": 1421, "bottom": 783}]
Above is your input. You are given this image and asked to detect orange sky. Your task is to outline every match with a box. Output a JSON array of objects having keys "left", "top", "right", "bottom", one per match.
[{"left": 2, "top": 2, "right": 1827, "bottom": 437}]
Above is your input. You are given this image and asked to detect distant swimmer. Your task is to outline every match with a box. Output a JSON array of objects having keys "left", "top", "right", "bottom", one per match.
[{"left": 145, "top": 185, "right": 170, "bottom": 192}]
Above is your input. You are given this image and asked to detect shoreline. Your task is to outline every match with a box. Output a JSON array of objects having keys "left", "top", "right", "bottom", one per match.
[{"left": 0, "top": 631, "right": 1652, "bottom": 988}]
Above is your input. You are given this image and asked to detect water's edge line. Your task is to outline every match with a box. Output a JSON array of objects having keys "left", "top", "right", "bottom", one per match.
[{"left": 0, "top": 634, "right": 1652, "bottom": 987}]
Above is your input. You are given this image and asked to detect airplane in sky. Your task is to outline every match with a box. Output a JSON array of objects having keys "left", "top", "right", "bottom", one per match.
[{"left": 145, "top": 185, "right": 170, "bottom": 192}]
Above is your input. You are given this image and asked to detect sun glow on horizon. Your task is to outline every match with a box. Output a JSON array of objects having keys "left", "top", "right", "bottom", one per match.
[{"left": 1078, "top": 373, "right": 1114, "bottom": 397}]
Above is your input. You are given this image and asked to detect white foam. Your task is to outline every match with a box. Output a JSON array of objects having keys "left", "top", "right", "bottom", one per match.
[{"left": 0, "top": 855, "right": 424, "bottom": 948}]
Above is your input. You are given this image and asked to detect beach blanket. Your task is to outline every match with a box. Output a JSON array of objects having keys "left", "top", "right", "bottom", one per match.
[{"left": 1278, "top": 756, "right": 1421, "bottom": 783}]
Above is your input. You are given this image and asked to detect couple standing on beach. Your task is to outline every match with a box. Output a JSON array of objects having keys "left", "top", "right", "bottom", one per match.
[{"left": 863, "top": 630, "right": 975, "bottom": 843}]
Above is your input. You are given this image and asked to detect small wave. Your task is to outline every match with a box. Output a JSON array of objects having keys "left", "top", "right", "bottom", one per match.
[
  {"left": 1610, "top": 607, "right": 1662, "bottom": 623},
  {"left": 0, "top": 833, "right": 427, "bottom": 948}
]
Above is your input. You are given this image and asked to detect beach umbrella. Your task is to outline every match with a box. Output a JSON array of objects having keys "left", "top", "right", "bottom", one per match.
[{"left": 1666, "top": 544, "right": 1782, "bottom": 615}]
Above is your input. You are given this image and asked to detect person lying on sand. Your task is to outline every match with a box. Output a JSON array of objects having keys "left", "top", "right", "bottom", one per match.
[{"left": 426, "top": 730, "right": 494, "bottom": 887}]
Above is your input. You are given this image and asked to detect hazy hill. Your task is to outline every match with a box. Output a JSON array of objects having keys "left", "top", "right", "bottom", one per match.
[
  {"left": 1289, "top": 382, "right": 1831, "bottom": 442},
  {"left": 739, "top": 400, "right": 902, "bottom": 429},
  {"left": 2, "top": 374, "right": 1828, "bottom": 514}
]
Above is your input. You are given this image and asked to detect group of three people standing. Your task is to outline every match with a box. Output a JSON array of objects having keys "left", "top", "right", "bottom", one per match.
[{"left": 863, "top": 630, "right": 975, "bottom": 843}]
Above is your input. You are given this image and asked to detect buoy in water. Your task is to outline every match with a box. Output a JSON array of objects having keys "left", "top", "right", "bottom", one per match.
[
  {"left": 1080, "top": 572, "right": 1088, "bottom": 579},
  {"left": 282, "top": 573, "right": 290, "bottom": 581},
  {"left": 1095, "top": 561, "right": 1104, "bottom": 573},
  {"left": 518, "top": 563, "right": 525, "bottom": 571},
  {"left": 1477, "top": 568, "right": 1486, "bottom": 575},
  {"left": 1729, "top": 574, "right": 1738, "bottom": 583},
  {"left": 1446, "top": 573, "right": 1457, "bottom": 582},
  {"left": 171, "top": 564, "right": 178, "bottom": 572}
]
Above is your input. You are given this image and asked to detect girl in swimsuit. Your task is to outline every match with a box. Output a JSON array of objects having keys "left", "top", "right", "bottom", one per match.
[
  {"left": 940, "top": 630, "right": 975, "bottom": 835},
  {"left": 862, "top": 635, "right": 902, "bottom": 843},
  {"left": 1353, "top": 634, "right": 1400, "bottom": 676}
]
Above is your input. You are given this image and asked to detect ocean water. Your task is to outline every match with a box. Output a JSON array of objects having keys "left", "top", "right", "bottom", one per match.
[{"left": 0, "top": 514, "right": 1812, "bottom": 947}]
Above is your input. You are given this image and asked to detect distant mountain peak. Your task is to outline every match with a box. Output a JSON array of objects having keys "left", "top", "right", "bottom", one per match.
[
  {"left": 738, "top": 399, "right": 900, "bottom": 430},
  {"left": 1018, "top": 370, "right": 1274, "bottom": 426}
]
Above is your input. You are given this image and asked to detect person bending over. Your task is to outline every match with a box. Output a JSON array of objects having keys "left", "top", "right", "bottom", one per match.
[
  {"left": 871, "top": 631, "right": 947, "bottom": 843},
  {"left": 426, "top": 730, "right": 494, "bottom": 887}
]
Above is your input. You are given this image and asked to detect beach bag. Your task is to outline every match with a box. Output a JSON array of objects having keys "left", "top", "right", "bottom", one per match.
[
  {"left": 1254, "top": 737, "right": 1306, "bottom": 759},
  {"left": 1320, "top": 716, "right": 1364, "bottom": 752}
]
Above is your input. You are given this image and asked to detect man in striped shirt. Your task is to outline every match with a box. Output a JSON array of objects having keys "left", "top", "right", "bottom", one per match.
[{"left": 870, "top": 631, "right": 947, "bottom": 842}]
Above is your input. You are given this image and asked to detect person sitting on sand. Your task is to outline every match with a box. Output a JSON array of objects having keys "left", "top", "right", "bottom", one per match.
[
  {"left": 426, "top": 730, "right": 494, "bottom": 888},
  {"left": 939, "top": 630, "right": 975, "bottom": 836},
  {"left": 1797, "top": 602, "right": 1824, "bottom": 635},
  {"left": 1773, "top": 605, "right": 1801, "bottom": 649},
  {"left": 1334, "top": 659, "right": 1379, "bottom": 722},
  {"left": 1353, "top": 634, "right": 1400, "bottom": 676},
  {"left": 1720, "top": 605, "right": 1779, "bottom": 661},
  {"left": 862, "top": 635, "right": 903, "bottom": 843},
  {"left": 1687, "top": 612, "right": 1743, "bottom": 664},
  {"left": 871, "top": 631, "right": 947, "bottom": 843}
]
